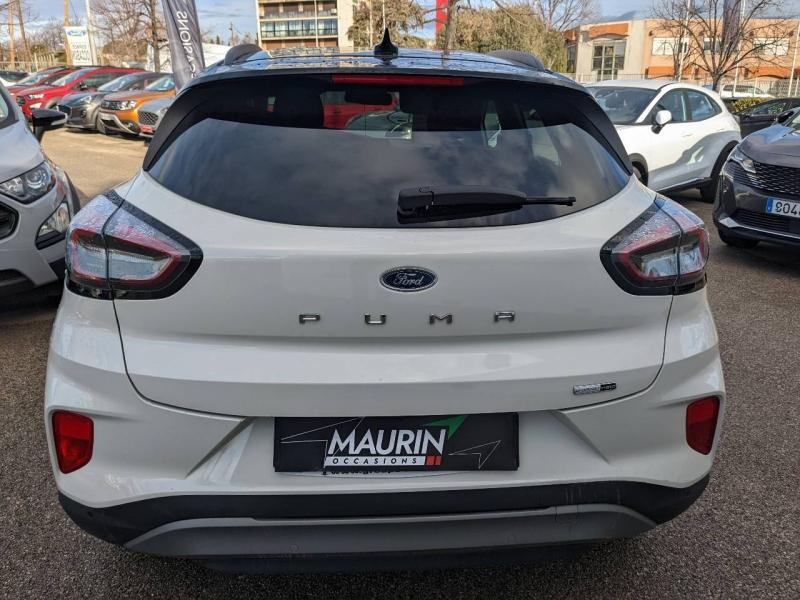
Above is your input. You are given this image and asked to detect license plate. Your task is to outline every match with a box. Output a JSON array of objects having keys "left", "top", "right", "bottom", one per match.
[
  {"left": 766, "top": 198, "right": 800, "bottom": 219},
  {"left": 274, "top": 413, "right": 519, "bottom": 473},
  {"left": 100, "top": 114, "right": 114, "bottom": 122}
]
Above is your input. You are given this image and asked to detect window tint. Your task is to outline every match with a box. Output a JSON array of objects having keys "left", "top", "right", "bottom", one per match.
[
  {"left": 146, "top": 76, "right": 174, "bottom": 91},
  {"left": 651, "top": 90, "right": 688, "bottom": 122},
  {"left": 750, "top": 100, "right": 786, "bottom": 116},
  {"left": 686, "top": 91, "right": 718, "bottom": 120},
  {"left": 99, "top": 74, "right": 142, "bottom": 92},
  {"left": 52, "top": 69, "right": 92, "bottom": 86},
  {"left": 149, "top": 78, "right": 629, "bottom": 228},
  {"left": 589, "top": 86, "right": 657, "bottom": 124},
  {"left": 0, "top": 93, "right": 9, "bottom": 121},
  {"left": 77, "top": 72, "right": 119, "bottom": 89}
]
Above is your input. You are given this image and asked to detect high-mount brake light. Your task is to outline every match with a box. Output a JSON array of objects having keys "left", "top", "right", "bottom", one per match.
[
  {"left": 331, "top": 74, "right": 464, "bottom": 87},
  {"left": 65, "top": 193, "right": 202, "bottom": 299},
  {"left": 600, "top": 196, "right": 709, "bottom": 296}
]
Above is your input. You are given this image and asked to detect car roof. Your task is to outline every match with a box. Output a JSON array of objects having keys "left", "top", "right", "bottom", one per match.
[
  {"left": 192, "top": 48, "right": 585, "bottom": 93},
  {"left": 587, "top": 79, "right": 717, "bottom": 93}
]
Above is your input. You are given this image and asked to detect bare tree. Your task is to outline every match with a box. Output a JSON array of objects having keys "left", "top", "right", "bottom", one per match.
[
  {"left": 651, "top": 0, "right": 700, "bottom": 79},
  {"left": 652, "top": 0, "right": 794, "bottom": 89},
  {"left": 526, "top": 0, "right": 597, "bottom": 31},
  {"left": 92, "top": 0, "right": 164, "bottom": 66}
]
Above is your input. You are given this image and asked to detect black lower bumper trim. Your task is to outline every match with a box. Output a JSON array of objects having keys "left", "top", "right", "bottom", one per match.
[{"left": 59, "top": 476, "right": 709, "bottom": 546}]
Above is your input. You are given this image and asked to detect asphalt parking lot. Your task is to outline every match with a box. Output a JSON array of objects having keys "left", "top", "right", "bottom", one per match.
[{"left": 1, "top": 129, "right": 798, "bottom": 598}]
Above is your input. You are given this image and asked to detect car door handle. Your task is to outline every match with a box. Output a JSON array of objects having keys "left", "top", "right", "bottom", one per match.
[{"left": 682, "top": 133, "right": 694, "bottom": 137}]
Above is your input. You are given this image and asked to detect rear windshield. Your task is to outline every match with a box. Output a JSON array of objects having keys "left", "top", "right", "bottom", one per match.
[{"left": 148, "top": 76, "right": 629, "bottom": 228}]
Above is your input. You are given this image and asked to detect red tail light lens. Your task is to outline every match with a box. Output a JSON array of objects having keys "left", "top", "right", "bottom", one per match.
[
  {"left": 52, "top": 411, "right": 93, "bottom": 473},
  {"left": 66, "top": 193, "right": 202, "bottom": 299},
  {"left": 331, "top": 74, "right": 464, "bottom": 86},
  {"left": 601, "top": 196, "right": 709, "bottom": 295},
  {"left": 686, "top": 396, "right": 720, "bottom": 455}
]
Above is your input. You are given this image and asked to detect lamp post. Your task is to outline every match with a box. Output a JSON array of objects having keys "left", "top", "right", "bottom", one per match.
[
  {"left": 84, "top": 0, "right": 97, "bottom": 65},
  {"left": 677, "top": 0, "right": 692, "bottom": 81},
  {"left": 314, "top": 0, "right": 319, "bottom": 47},
  {"left": 789, "top": 20, "right": 800, "bottom": 96}
]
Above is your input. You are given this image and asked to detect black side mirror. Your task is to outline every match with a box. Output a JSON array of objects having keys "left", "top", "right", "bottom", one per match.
[
  {"left": 31, "top": 108, "right": 66, "bottom": 141},
  {"left": 78, "top": 82, "right": 88, "bottom": 91},
  {"left": 775, "top": 109, "right": 797, "bottom": 124}
]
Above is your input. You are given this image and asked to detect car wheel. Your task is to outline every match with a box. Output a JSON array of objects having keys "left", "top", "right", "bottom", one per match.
[
  {"left": 95, "top": 115, "right": 107, "bottom": 135},
  {"left": 700, "top": 145, "right": 736, "bottom": 203},
  {"left": 719, "top": 229, "right": 759, "bottom": 248}
]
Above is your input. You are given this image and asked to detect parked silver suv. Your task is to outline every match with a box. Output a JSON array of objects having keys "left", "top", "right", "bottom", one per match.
[{"left": 0, "top": 84, "right": 78, "bottom": 298}]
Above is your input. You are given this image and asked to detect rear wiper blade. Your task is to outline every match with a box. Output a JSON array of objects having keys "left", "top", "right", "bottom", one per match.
[
  {"left": 398, "top": 185, "right": 575, "bottom": 212},
  {"left": 397, "top": 185, "right": 575, "bottom": 223}
]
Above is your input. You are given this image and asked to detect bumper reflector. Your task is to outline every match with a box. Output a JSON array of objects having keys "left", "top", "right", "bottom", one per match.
[
  {"left": 686, "top": 397, "right": 720, "bottom": 455},
  {"left": 52, "top": 411, "right": 93, "bottom": 473}
]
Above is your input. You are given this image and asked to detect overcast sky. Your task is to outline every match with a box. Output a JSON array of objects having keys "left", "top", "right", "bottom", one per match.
[{"left": 21, "top": 0, "right": 800, "bottom": 42}]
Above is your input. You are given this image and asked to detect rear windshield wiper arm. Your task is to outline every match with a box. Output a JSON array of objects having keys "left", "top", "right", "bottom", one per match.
[{"left": 398, "top": 186, "right": 576, "bottom": 215}]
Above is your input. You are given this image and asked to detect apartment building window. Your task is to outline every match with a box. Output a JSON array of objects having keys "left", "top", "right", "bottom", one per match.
[
  {"left": 319, "top": 19, "right": 337, "bottom": 35},
  {"left": 703, "top": 38, "right": 722, "bottom": 53},
  {"left": 592, "top": 40, "right": 626, "bottom": 80},
  {"left": 754, "top": 38, "right": 789, "bottom": 56},
  {"left": 261, "top": 18, "right": 338, "bottom": 38},
  {"left": 652, "top": 37, "right": 688, "bottom": 56}
]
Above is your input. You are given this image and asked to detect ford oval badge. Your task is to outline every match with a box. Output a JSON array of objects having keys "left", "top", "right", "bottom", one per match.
[{"left": 380, "top": 267, "right": 437, "bottom": 292}]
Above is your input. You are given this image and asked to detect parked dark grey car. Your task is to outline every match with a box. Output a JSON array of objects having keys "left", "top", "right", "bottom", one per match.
[
  {"left": 57, "top": 72, "right": 162, "bottom": 134},
  {"left": 736, "top": 97, "right": 800, "bottom": 136},
  {"left": 715, "top": 107, "right": 800, "bottom": 248}
]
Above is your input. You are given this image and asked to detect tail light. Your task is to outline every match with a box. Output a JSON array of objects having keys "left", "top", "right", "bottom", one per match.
[
  {"left": 52, "top": 411, "right": 93, "bottom": 473},
  {"left": 66, "top": 192, "right": 202, "bottom": 299},
  {"left": 686, "top": 396, "right": 720, "bottom": 455},
  {"left": 601, "top": 196, "right": 709, "bottom": 296},
  {"left": 331, "top": 74, "right": 464, "bottom": 86}
]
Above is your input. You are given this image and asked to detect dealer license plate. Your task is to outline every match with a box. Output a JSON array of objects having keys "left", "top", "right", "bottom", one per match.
[
  {"left": 274, "top": 413, "right": 519, "bottom": 473},
  {"left": 766, "top": 198, "right": 800, "bottom": 219}
]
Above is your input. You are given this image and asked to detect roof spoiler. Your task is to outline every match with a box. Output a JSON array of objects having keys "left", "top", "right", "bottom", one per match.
[
  {"left": 223, "top": 43, "right": 265, "bottom": 66},
  {"left": 487, "top": 50, "right": 545, "bottom": 72}
]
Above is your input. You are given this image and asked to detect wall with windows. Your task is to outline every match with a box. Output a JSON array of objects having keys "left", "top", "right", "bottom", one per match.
[
  {"left": 255, "top": 0, "right": 354, "bottom": 50},
  {"left": 564, "top": 16, "right": 800, "bottom": 83}
]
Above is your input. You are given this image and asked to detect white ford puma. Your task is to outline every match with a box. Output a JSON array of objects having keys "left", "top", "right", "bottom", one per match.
[{"left": 45, "top": 41, "right": 725, "bottom": 572}]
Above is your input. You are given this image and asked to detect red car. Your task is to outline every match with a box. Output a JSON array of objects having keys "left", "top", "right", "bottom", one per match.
[
  {"left": 15, "top": 66, "right": 142, "bottom": 118},
  {"left": 6, "top": 66, "right": 76, "bottom": 98}
]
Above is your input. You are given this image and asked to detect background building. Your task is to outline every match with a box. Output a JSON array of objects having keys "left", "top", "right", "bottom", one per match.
[
  {"left": 564, "top": 10, "right": 800, "bottom": 87},
  {"left": 255, "top": 0, "right": 354, "bottom": 51}
]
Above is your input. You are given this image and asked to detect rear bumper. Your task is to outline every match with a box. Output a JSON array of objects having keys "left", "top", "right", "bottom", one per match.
[
  {"left": 59, "top": 476, "right": 707, "bottom": 560},
  {"left": 714, "top": 164, "right": 800, "bottom": 246},
  {"left": 46, "top": 287, "right": 724, "bottom": 564}
]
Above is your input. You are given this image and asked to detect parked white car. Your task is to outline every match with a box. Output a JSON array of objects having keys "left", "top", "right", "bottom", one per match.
[
  {"left": 0, "top": 83, "right": 78, "bottom": 298},
  {"left": 589, "top": 80, "right": 741, "bottom": 201},
  {"left": 718, "top": 84, "right": 773, "bottom": 101},
  {"left": 46, "top": 47, "right": 725, "bottom": 571}
]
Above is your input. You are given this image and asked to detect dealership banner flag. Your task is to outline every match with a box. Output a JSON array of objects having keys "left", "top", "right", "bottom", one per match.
[{"left": 161, "top": 0, "right": 206, "bottom": 90}]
